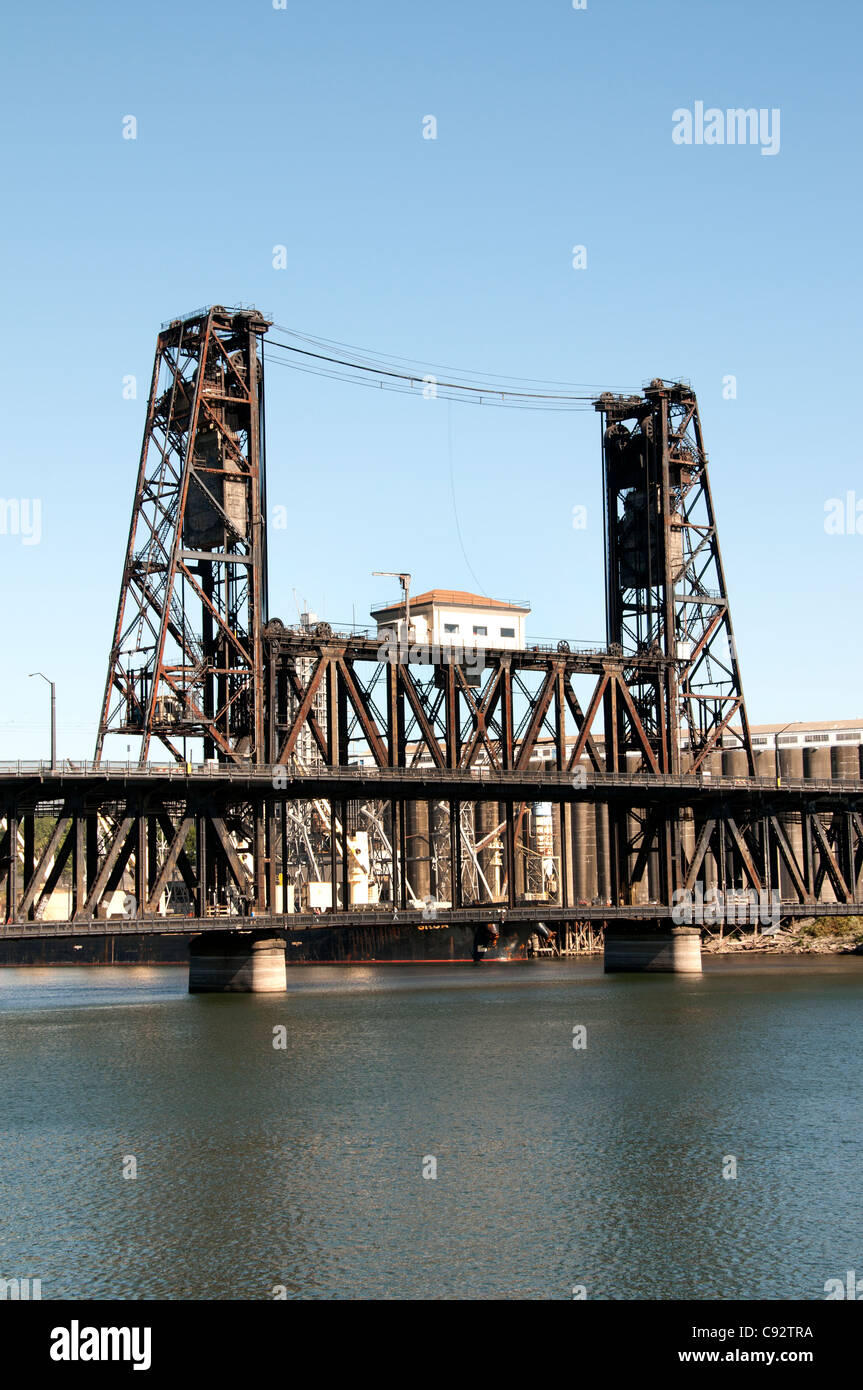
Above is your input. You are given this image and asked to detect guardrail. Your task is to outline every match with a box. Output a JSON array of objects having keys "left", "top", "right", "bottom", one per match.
[
  {"left": 269, "top": 629, "right": 630, "bottom": 661},
  {"left": 0, "top": 761, "right": 861, "bottom": 795},
  {"left": 2, "top": 897, "right": 862, "bottom": 940}
]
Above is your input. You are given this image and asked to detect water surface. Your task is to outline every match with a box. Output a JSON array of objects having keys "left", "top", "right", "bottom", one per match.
[{"left": 1, "top": 956, "right": 860, "bottom": 1299}]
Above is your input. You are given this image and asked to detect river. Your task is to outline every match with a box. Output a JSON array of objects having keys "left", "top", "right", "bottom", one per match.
[{"left": 1, "top": 955, "right": 861, "bottom": 1299}]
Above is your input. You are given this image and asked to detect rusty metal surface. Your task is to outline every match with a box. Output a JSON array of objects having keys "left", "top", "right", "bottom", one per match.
[
  {"left": 95, "top": 306, "right": 271, "bottom": 767},
  {"left": 55, "top": 319, "right": 858, "bottom": 936},
  {"left": 597, "top": 380, "right": 754, "bottom": 775}
]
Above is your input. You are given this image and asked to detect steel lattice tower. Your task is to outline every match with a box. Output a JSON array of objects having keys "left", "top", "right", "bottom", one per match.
[
  {"left": 596, "top": 380, "right": 754, "bottom": 775},
  {"left": 95, "top": 305, "right": 271, "bottom": 766}
]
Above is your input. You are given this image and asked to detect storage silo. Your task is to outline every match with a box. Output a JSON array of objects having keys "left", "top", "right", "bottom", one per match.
[
  {"left": 679, "top": 806, "right": 696, "bottom": 897},
  {"left": 625, "top": 752, "right": 650, "bottom": 905},
  {"left": 431, "top": 800, "right": 452, "bottom": 904},
  {"left": 804, "top": 745, "right": 836, "bottom": 902},
  {"left": 476, "top": 799, "right": 503, "bottom": 901},
  {"left": 405, "top": 799, "right": 431, "bottom": 903},
  {"left": 777, "top": 744, "right": 805, "bottom": 901},
  {"left": 722, "top": 747, "right": 749, "bottom": 780},
  {"left": 573, "top": 774, "right": 598, "bottom": 906},
  {"left": 832, "top": 741, "right": 859, "bottom": 783},
  {"left": 561, "top": 801, "right": 576, "bottom": 908},
  {"left": 832, "top": 742, "right": 860, "bottom": 895},
  {"left": 530, "top": 802, "right": 556, "bottom": 900},
  {"left": 595, "top": 799, "right": 611, "bottom": 905},
  {"left": 700, "top": 750, "right": 725, "bottom": 893}
]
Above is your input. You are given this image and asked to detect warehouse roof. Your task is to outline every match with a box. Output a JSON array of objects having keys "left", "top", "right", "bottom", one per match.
[{"left": 748, "top": 720, "right": 863, "bottom": 733}]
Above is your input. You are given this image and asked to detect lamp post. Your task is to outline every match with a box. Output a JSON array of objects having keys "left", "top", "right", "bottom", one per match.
[
  {"left": 373, "top": 571, "right": 412, "bottom": 644},
  {"left": 29, "top": 672, "right": 56, "bottom": 769},
  {"left": 774, "top": 721, "right": 795, "bottom": 787}
]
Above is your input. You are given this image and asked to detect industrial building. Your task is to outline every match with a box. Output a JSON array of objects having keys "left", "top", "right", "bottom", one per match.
[
  {"left": 371, "top": 589, "right": 530, "bottom": 651},
  {"left": 744, "top": 721, "right": 863, "bottom": 751}
]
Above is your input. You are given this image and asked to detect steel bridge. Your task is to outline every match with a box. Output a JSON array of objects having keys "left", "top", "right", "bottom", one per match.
[
  {"left": 2, "top": 750, "right": 861, "bottom": 936},
  {"left": 2, "top": 306, "right": 860, "bottom": 975}
]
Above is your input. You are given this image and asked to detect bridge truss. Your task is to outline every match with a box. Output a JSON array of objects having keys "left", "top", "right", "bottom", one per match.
[
  {"left": 2, "top": 736, "right": 862, "bottom": 933},
  {"left": 4, "top": 309, "right": 860, "bottom": 939}
]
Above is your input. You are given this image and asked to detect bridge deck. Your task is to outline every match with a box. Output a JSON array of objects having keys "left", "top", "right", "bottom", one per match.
[
  {"left": 2, "top": 762, "right": 862, "bottom": 806},
  {"left": 1, "top": 901, "right": 861, "bottom": 941}
]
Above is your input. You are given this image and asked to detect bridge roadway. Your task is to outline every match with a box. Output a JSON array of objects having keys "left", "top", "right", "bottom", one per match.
[
  {"left": 3, "top": 761, "right": 863, "bottom": 807},
  {"left": 1, "top": 899, "right": 861, "bottom": 941}
]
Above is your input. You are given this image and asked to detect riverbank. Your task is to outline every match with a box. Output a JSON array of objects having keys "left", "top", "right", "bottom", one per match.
[{"left": 704, "top": 916, "right": 863, "bottom": 956}]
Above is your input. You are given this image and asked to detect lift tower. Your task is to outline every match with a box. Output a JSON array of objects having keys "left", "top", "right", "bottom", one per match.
[
  {"left": 95, "top": 306, "right": 271, "bottom": 766},
  {"left": 596, "top": 380, "right": 754, "bottom": 775}
]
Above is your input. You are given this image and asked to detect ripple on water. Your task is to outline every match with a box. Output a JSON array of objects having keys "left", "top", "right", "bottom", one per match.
[{"left": 0, "top": 959, "right": 861, "bottom": 1298}]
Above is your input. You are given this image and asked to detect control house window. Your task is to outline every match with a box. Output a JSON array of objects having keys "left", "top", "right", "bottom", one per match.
[
  {"left": 473, "top": 625, "right": 487, "bottom": 636},
  {"left": 443, "top": 623, "right": 459, "bottom": 634},
  {"left": 500, "top": 627, "right": 515, "bottom": 638}
]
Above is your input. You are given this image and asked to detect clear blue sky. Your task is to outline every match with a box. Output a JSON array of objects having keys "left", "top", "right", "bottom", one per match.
[{"left": 1, "top": 0, "right": 861, "bottom": 758}]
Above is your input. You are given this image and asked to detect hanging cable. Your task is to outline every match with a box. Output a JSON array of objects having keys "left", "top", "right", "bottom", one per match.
[{"left": 264, "top": 327, "right": 636, "bottom": 411}]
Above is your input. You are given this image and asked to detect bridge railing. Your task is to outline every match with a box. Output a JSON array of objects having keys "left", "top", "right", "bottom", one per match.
[
  {"left": 2, "top": 898, "right": 862, "bottom": 941},
  {"left": 0, "top": 760, "right": 861, "bottom": 795}
]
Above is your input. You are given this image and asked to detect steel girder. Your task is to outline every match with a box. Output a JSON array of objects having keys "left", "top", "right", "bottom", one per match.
[
  {"left": 264, "top": 631, "right": 669, "bottom": 776},
  {"left": 2, "top": 775, "right": 862, "bottom": 927}
]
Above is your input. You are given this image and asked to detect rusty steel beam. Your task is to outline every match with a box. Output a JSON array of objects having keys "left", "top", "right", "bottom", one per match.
[
  {"left": 95, "top": 306, "right": 271, "bottom": 768},
  {"left": 2, "top": 779, "right": 862, "bottom": 929},
  {"left": 596, "top": 381, "right": 754, "bottom": 777}
]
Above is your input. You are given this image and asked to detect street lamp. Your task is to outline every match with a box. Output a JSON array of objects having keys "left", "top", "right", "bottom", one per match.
[
  {"left": 372, "top": 571, "right": 412, "bottom": 643},
  {"left": 29, "top": 672, "right": 56, "bottom": 768},
  {"left": 774, "top": 720, "right": 796, "bottom": 786}
]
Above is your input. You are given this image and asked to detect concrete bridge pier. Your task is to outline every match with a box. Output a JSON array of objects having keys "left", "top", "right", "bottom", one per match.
[
  {"left": 604, "top": 924, "right": 702, "bottom": 974},
  {"left": 189, "top": 930, "right": 287, "bottom": 993}
]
